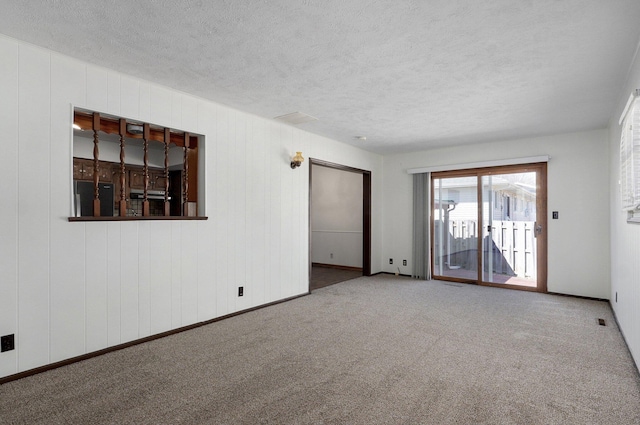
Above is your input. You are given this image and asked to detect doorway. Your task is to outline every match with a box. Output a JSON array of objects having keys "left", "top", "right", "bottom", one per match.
[
  {"left": 432, "top": 163, "right": 547, "bottom": 292},
  {"left": 309, "top": 159, "right": 372, "bottom": 291}
]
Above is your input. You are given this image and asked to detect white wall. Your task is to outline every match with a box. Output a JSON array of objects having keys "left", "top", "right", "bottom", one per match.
[
  {"left": 383, "top": 130, "right": 611, "bottom": 298},
  {"left": 311, "top": 164, "right": 363, "bottom": 268},
  {"left": 0, "top": 35, "right": 383, "bottom": 379},
  {"left": 609, "top": 42, "right": 640, "bottom": 369}
]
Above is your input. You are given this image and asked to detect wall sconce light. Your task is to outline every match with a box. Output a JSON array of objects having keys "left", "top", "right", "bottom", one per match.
[
  {"left": 291, "top": 151, "right": 304, "bottom": 169},
  {"left": 127, "top": 123, "right": 144, "bottom": 135}
]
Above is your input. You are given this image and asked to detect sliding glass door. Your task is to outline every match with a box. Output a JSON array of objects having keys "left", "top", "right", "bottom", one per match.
[
  {"left": 433, "top": 176, "right": 479, "bottom": 280},
  {"left": 432, "top": 163, "right": 547, "bottom": 292}
]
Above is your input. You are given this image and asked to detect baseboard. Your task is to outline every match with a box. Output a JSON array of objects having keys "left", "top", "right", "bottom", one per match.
[
  {"left": 608, "top": 301, "right": 640, "bottom": 378},
  {"left": 0, "top": 291, "right": 310, "bottom": 385},
  {"left": 312, "top": 263, "right": 363, "bottom": 272},
  {"left": 377, "top": 271, "right": 412, "bottom": 277},
  {"left": 547, "top": 291, "right": 609, "bottom": 302}
]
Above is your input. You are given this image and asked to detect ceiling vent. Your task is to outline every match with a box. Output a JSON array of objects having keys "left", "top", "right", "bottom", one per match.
[{"left": 274, "top": 112, "right": 318, "bottom": 125}]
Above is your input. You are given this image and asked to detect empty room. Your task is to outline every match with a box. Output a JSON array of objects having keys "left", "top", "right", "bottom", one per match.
[{"left": 2, "top": 1, "right": 640, "bottom": 424}]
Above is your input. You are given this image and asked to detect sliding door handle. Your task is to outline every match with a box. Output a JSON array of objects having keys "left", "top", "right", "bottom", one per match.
[{"left": 534, "top": 223, "right": 543, "bottom": 237}]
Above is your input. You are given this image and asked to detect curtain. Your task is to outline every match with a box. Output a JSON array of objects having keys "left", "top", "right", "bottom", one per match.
[{"left": 412, "top": 172, "right": 431, "bottom": 280}]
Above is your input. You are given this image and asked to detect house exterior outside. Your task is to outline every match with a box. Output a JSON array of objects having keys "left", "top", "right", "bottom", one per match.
[{"left": 433, "top": 174, "right": 538, "bottom": 281}]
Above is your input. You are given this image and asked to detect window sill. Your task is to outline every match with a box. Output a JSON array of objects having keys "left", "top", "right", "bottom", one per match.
[
  {"left": 626, "top": 209, "right": 640, "bottom": 224},
  {"left": 68, "top": 216, "right": 208, "bottom": 222}
]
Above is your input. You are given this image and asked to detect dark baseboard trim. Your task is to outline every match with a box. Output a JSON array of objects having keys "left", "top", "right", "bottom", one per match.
[
  {"left": 547, "top": 291, "right": 608, "bottom": 302},
  {"left": 0, "top": 291, "right": 310, "bottom": 385},
  {"left": 377, "top": 271, "right": 412, "bottom": 277},
  {"left": 312, "top": 263, "right": 363, "bottom": 272}
]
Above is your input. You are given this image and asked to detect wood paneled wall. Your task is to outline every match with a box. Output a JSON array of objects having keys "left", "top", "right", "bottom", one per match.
[{"left": 0, "top": 35, "right": 383, "bottom": 378}]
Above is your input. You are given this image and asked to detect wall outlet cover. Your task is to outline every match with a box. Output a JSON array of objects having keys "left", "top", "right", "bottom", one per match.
[{"left": 1, "top": 334, "right": 15, "bottom": 352}]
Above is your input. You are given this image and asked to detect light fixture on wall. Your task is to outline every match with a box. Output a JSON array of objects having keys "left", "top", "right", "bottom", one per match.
[
  {"left": 127, "top": 123, "right": 144, "bottom": 134},
  {"left": 290, "top": 151, "right": 304, "bottom": 169}
]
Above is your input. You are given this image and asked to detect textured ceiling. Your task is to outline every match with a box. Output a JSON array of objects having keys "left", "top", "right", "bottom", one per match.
[{"left": 2, "top": 1, "right": 640, "bottom": 154}]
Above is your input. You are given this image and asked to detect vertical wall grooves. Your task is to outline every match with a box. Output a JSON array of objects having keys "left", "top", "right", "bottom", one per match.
[
  {"left": 0, "top": 34, "right": 383, "bottom": 379},
  {"left": 103, "top": 224, "right": 108, "bottom": 351},
  {"left": 47, "top": 49, "right": 52, "bottom": 364},
  {"left": 15, "top": 42, "right": 21, "bottom": 374},
  {"left": 138, "top": 222, "right": 141, "bottom": 339},
  {"left": 195, "top": 222, "right": 199, "bottom": 320},
  {"left": 170, "top": 223, "right": 174, "bottom": 329},
  {"left": 119, "top": 224, "right": 123, "bottom": 344},
  {"left": 83, "top": 224, "right": 87, "bottom": 353}
]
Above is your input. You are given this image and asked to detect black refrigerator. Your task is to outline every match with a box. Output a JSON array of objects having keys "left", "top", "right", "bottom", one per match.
[{"left": 74, "top": 181, "right": 114, "bottom": 217}]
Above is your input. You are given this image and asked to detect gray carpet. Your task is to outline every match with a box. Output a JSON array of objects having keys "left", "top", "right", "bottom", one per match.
[{"left": 2, "top": 275, "right": 640, "bottom": 424}]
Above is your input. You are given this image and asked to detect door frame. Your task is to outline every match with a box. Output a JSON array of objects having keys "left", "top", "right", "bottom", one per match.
[
  {"left": 308, "top": 159, "right": 372, "bottom": 291},
  {"left": 431, "top": 162, "right": 547, "bottom": 293}
]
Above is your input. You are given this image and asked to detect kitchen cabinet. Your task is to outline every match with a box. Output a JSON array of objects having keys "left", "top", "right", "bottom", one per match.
[
  {"left": 150, "top": 169, "right": 168, "bottom": 190},
  {"left": 75, "top": 158, "right": 171, "bottom": 193},
  {"left": 73, "top": 158, "right": 112, "bottom": 182},
  {"left": 129, "top": 167, "right": 145, "bottom": 190},
  {"left": 129, "top": 168, "right": 167, "bottom": 190}
]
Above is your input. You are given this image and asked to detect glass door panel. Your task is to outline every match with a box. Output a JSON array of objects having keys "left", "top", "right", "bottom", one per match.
[
  {"left": 433, "top": 176, "right": 479, "bottom": 280},
  {"left": 432, "top": 163, "right": 546, "bottom": 292},
  {"left": 481, "top": 172, "right": 537, "bottom": 287}
]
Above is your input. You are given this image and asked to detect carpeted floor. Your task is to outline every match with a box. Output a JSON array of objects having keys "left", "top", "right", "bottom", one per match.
[{"left": 1, "top": 275, "right": 639, "bottom": 424}]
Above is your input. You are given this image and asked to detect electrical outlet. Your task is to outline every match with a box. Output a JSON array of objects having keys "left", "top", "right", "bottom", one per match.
[
  {"left": 1, "top": 334, "right": 15, "bottom": 352},
  {"left": 238, "top": 286, "right": 244, "bottom": 297},
  {"left": 403, "top": 259, "right": 407, "bottom": 266},
  {"left": 389, "top": 258, "right": 393, "bottom": 265},
  {"left": 330, "top": 253, "right": 333, "bottom": 259},
  {"left": 552, "top": 211, "right": 559, "bottom": 219}
]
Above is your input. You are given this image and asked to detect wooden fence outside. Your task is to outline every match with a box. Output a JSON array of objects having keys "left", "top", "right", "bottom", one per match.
[{"left": 435, "top": 220, "right": 536, "bottom": 279}]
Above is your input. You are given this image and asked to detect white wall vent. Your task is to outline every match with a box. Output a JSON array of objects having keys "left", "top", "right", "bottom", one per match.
[{"left": 274, "top": 112, "right": 318, "bottom": 125}]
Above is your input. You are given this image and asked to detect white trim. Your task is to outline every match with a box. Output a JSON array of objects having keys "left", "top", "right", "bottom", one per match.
[
  {"left": 311, "top": 230, "right": 363, "bottom": 234},
  {"left": 407, "top": 155, "right": 550, "bottom": 175},
  {"left": 619, "top": 91, "right": 638, "bottom": 125},
  {"left": 627, "top": 212, "right": 640, "bottom": 224},
  {"left": 70, "top": 103, "right": 76, "bottom": 217}
]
